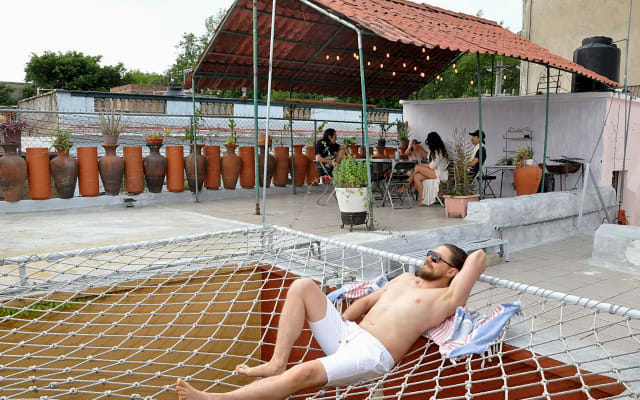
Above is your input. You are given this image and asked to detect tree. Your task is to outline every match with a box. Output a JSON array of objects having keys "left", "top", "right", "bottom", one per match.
[
  {"left": 123, "top": 69, "right": 167, "bottom": 86},
  {"left": 0, "top": 83, "right": 17, "bottom": 106},
  {"left": 24, "top": 51, "right": 128, "bottom": 91}
]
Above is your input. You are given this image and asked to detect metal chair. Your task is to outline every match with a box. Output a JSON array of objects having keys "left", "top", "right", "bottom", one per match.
[
  {"left": 313, "top": 161, "right": 336, "bottom": 206},
  {"left": 384, "top": 161, "right": 416, "bottom": 209}
]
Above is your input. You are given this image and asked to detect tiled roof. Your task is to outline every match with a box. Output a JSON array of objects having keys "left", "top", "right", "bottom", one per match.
[{"left": 186, "top": 0, "right": 618, "bottom": 98}]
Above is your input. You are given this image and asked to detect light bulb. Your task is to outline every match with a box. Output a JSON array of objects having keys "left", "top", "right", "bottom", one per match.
[
  {"left": 336, "top": 55, "right": 340, "bottom": 61},
  {"left": 386, "top": 53, "right": 390, "bottom": 58},
  {"left": 392, "top": 71, "right": 396, "bottom": 77},
  {"left": 413, "top": 66, "right": 417, "bottom": 71},
  {"left": 402, "top": 62, "right": 406, "bottom": 68},
  {"left": 380, "top": 63, "right": 384, "bottom": 69},
  {"left": 420, "top": 72, "right": 425, "bottom": 78},
  {"left": 353, "top": 53, "right": 357, "bottom": 58},
  {"left": 373, "top": 45, "right": 377, "bottom": 51},
  {"left": 503, "top": 74, "right": 507, "bottom": 80},
  {"left": 436, "top": 75, "right": 440, "bottom": 80},
  {"left": 426, "top": 55, "right": 430, "bottom": 61},
  {"left": 453, "top": 63, "right": 456, "bottom": 69},
  {"left": 326, "top": 55, "right": 330, "bottom": 60},
  {"left": 454, "top": 68, "right": 458, "bottom": 73},
  {"left": 471, "top": 80, "right": 474, "bottom": 85},
  {"left": 422, "top": 48, "right": 426, "bottom": 53},
  {"left": 367, "top": 61, "right": 371, "bottom": 66}
]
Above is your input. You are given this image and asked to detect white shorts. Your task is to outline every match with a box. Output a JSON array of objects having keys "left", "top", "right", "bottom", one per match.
[{"left": 308, "top": 297, "right": 395, "bottom": 387}]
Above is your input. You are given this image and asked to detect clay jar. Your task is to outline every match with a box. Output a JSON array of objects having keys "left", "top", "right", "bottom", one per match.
[
  {"left": 514, "top": 165, "right": 542, "bottom": 196},
  {"left": 50, "top": 150, "right": 78, "bottom": 199},
  {"left": 26, "top": 147, "right": 51, "bottom": 200},
  {"left": 221, "top": 143, "right": 241, "bottom": 189},
  {"left": 238, "top": 146, "right": 255, "bottom": 189},
  {"left": 123, "top": 146, "right": 144, "bottom": 195},
  {"left": 258, "top": 145, "right": 276, "bottom": 188},
  {"left": 99, "top": 144, "right": 124, "bottom": 195},
  {"left": 304, "top": 145, "right": 319, "bottom": 185},
  {"left": 184, "top": 144, "right": 207, "bottom": 193},
  {"left": 204, "top": 145, "right": 221, "bottom": 190},
  {"left": 77, "top": 147, "right": 99, "bottom": 197},
  {"left": 374, "top": 146, "right": 386, "bottom": 159},
  {"left": 291, "top": 144, "right": 308, "bottom": 187},
  {"left": 0, "top": 144, "right": 27, "bottom": 202},
  {"left": 144, "top": 144, "right": 167, "bottom": 193},
  {"left": 165, "top": 145, "right": 185, "bottom": 192},
  {"left": 272, "top": 146, "right": 289, "bottom": 187}
]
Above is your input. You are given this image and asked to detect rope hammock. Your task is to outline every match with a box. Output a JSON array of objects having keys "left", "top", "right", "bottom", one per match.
[{"left": 0, "top": 226, "right": 638, "bottom": 399}]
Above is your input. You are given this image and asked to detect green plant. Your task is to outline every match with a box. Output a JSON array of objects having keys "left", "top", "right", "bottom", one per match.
[
  {"left": 313, "top": 120, "right": 327, "bottom": 143},
  {"left": 396, "top": 120, "right": 409, "bottom": 141},
  {"left": 343, "top": 136, "right": 357, "bottom": 147},
  {"left": 98, "top": 110, "right": 123, "bottom": 137},
  {"left": 445, "top": 128, "right": 474, "bottom": 196},
  {"left": 51, "top": 126, "right": 73, "bottom": 152},
  {"left": 514, "top": 146, "right": 534, "bottom": 166},
  {"left": 377, "top": 137, "right": 386, "bottom": 147},
  {"left": 0, "top": 119, "right": 29, "bottom": 143},
  {"left": 184, "top": 109, "right": 202, "bottom": 142},
  {"left": 333, "top": 155, "right": 368, "bottom": 188},
  {"left": 225, "top": 118, "right": 238, "bottom": 145},
  {"left": 497, "top": 156, "right": 514, "bottom": 166},
  {"left": 146, "top": 128, "right": 171, "bottom": 140}
]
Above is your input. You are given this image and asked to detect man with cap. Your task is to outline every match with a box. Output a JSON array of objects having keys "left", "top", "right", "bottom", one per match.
[{"left": 468, "top": 130, "right": 486, "bottom": 178}]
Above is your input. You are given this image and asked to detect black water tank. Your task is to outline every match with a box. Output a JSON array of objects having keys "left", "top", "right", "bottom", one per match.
[
  {"left": 163, "top": 87, "right": 186, "bottom": 97},
  {"left": 571, "top": 36, "right": 620, "bottom": 92}
]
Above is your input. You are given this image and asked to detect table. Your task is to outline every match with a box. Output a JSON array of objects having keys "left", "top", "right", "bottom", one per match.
[{"left": 484, "top": 165, "right": 516, "bottom": 198}]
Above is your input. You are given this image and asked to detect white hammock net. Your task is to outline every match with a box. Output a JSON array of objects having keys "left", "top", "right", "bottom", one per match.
[{"left": 1, "top": 226, "right": 638, "bottom": 400}]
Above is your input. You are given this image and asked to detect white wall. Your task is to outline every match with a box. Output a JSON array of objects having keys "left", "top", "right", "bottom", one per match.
[{"left": 401, "top": 92, "right": 610, "bottom": 198}]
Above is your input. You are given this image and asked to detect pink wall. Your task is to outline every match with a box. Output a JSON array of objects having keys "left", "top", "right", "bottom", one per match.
[{"left": 602, "top": 96, "right": 639, "bottom": 225}]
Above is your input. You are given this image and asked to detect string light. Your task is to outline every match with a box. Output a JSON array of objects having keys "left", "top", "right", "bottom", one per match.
[
  {"left": 436, "top": 75, "right": 440, "bottom": 80},
  {"left": 422, "top": 48, "right": 426, "bottom": 53},
  {"left": 503, "top": 74, "right": 507, "bottom": 80},
  {"left": 326, "top": 55, "right": 330, "bottom": 60},
  {"left": 336, "top": 55, "right": 340, "bottom": 61},
  {"left": 470, "top": 79, "right": 474, "bottom": 85},
  {"left": 413, "top": 66, "right": 417, "bottom": 71},
  {"left": 372, "top": 45, "right": 377, "bottom": 51},
  {"left": 402, "top": 62, "right": 407, "bottom": 68},
  {"left": 426, "top": 55, "right": 430, "bottom": 61},
  {"left": 386, "top": 53, "right": 390, "bottom": 58},
  {"left": 353, "top": 53, "right": 357, "bottom": 58},
  {"left": 454, "top": 68, "right": 458, "bottom": 74},
  {"left": 367, "top": 61, "right": 371, "bottom": 66},
  {"left": 453, "top": 63, "right": 456, "bottom": 69},
  {"left": 380, "top": 63, "right": 384, "bottom": 69},
  {"left": 420, "top": 72, "right": 425, "bottom": 78},
  {"left": 392, "top": 71, "right": 396, "bottom": 77}
]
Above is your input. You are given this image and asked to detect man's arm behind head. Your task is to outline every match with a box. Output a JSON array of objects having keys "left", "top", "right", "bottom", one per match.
[{"left": 445, "top": 250, "right": 487, "bottom": 309}]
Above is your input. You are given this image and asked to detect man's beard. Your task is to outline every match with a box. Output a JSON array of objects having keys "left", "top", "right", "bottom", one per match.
[{"left": 416, "top": 268, "right": 439, "bottom": 281}]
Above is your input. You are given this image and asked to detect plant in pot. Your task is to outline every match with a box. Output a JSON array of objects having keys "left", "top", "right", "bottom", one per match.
[
  {"left": 146, "top": 128, "right": 171, "bottom": 145},
  {"left": 221, "top": 119, "right": 241, "bottom": 189},
  {"left": 183, "top": 110, "right": 207, "bottom": 193},
  {"left": 99, "top": 110, "right": 123, "bottom": 145},
  {"left": 513, "top": 146, "right": 541, "bottom": 195},
  {"left": 343, "top": 136, "right": 358, "bottom": 156},
  {"left": 333, "top": 155, "right": 369, "bottom": 231},
  {"left": 396, "top": 120, "right": 410, "bottom": 155},
  {"left": 443, "top": 129, "right": 479, "bottom": 218},
  {"left": 98, "top": 111, "right": 124, "bottom": 195},
  {"left": 0, "top": 119, "right": 29, "bottom": 201},
  {"left": 50, "top": 126, "right": 78, "bottom": 199},
  {"left": 374, "top": 137, "right": 386, "bottom": 158}
]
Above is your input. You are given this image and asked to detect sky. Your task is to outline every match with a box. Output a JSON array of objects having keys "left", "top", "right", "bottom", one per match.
[{"left": 0, "top": 0, "right": 522, "bottom": 83}]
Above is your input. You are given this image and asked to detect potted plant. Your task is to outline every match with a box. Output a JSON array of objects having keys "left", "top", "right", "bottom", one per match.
[
  {"left": 333, "top": 155, "right": 369, "bottom": 231},
  {"left": 50, "top": 126, "right": 78, "bottom": 199},
  {"left": 374, "top": 137, "right": 386, "bottom": 158},
  {"left": 221, "top": 119, "right": 241, "bottom": 189},
  {"left": 183, "top": 110, "right": 207, "bottom": 193},
  {"left": 146, "top": 128, "right": 171, "bottom": 145},
  {"left": 99, "top": 110, "right": 123, "bottom": 145},
  {"left": 0, "top": 119, "right": 28, "bottom": 201},
  {"left": 513, "top": 146, "right": 541, "bottom": 195},
  {"left": 396, "top": 120, "right": 410, "bottom": 153},
  {"left": 443, "top": 129, "right": 479, "bottom": 218}
]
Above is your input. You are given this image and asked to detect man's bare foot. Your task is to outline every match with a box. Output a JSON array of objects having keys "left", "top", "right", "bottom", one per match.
[
  {"left": 235, "top": 361, "right": 286, "bottom": 377},
  {"left": 176, "top": 378, "right": 217, "bottom": 400}
]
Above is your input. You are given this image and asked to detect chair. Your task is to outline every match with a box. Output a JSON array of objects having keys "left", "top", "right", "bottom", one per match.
[
  {"left": 482, "top": 175, "right": 497, "bottom": 198},
  {"left": 313, "top": 161, "right": 336, "bottom": 206},
  {"left": 384, "top": 161, "right": 416, "bottom": 209}
]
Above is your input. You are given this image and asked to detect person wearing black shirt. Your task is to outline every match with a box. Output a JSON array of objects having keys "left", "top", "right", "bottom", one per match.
[
  {"left": 315, "top": 128, "right": 344, "bottom": 170},
  {"left": 468, "top": 130, "right": 487, "bottom": 178}
]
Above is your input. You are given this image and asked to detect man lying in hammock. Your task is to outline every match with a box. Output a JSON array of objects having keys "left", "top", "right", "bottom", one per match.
[{"left": 176, "top": 245, "right": 486, "bottom": 400}]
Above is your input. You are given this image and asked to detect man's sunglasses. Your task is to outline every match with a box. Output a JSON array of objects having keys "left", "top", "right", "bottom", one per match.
[{"left": 426, "top": 250, "right": 459, "bottom": 270}]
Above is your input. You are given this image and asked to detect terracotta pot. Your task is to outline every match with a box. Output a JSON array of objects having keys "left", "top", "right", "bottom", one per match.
[
  {"left": 50, "top": 150, "right": 78, "bottom": 199},
  {"left": 144, "top": 144, "right": 167, "bottom": 193},
  {"left": 238, "top": 146, "right": 255, "bottom": 189},
  {"left": 399, "top": 139, "right": 409, "bottom": 149},
  {"left": 103, "top": 135, "right": 118, "bottom": 145},
  {"left": 77, "top": 147, "right": 99, "bottom": 197},
  {"left": 374, "top": 146, "right": 386, "bottom": 159},
  {"left": 99, "top": 144, "right": 124, "bottom": 195},
  {"left": 258, "top": 146, "right": 276, "bottom": 188},
  {"left": 443, "top": 194, "right": 480, "bottom": 218},
  {"left": 258, "top": 134, "right": 272, "bottom": 147},
  {"left": 514, "top": 165, "right": 542, "bottom": 196},
  {"left": 0, "top": 144, "right": 27, "bottom": 202},
  {"left": 349, "top": 144, "right": 359, "bottom": 157},
  {"left": 123, "top": 146, "right": 144, "bottom": 195},
  {"left": 360, "top": 146, "right": 375, "bottom": 159},
  {"left": 166, "top": 145, "right": 185, "bottom": 192},
  {"left": 221, "top": 143, "right": 241, "bottom": 189},
  {"left": 304, "top": 145, "right": 320, "bottom": 185},
  {"left": 291, "top": 144, "right": 308, "bottom": 186},
  {"left": 185, "top": 144, "right": 207, "bottom": 193},
  {"left": 145, "top": 138, "right": 163, "bottom": 146},
  {"left": 26, "top": 147, "right": 51, "bottom": 200},
  {"left": 273, "top": 146, "right": 289, "bottom": 187},
  {"left": 204, "top": 145, "right": 221, "bottom": 190}
]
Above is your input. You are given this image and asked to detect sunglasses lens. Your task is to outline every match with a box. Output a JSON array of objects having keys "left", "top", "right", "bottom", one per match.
[{"left": 427, "top": 250, "right": 440, "bottom": 262}]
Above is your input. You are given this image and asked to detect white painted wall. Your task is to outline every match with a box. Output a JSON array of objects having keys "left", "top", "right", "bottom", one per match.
[{"left": 401, "top": 92, "right": 611, "bottom": 199}]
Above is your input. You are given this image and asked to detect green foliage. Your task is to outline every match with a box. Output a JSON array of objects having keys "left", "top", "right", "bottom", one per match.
[
  {"left": 21, "top": 84, "right": 36, "bottom": 99},
  {"left": 445, "top": 129, "right": 474, "bottom": 196},
  {"left": 0, "top": 83, "right": 17, "bottom": 106},
  {"left": 0, "top": 297, "right": 95, "bottom": 320},
  {"left": 343, "top": 136, "right": 356, "bottom": 147},
  {"left": 396, "top": 120, "right": 409, "bottom": 140},
  {"left": 333, "top": 155, "right": 368, "bottom": 188},
  {"left": 123, "top": 69, "right": 167, "bottom": 85},
  {"left": 99, "top": 110, "right": 123, "bottom": 137},
  {"left": 497, "top": 156, "right": 514, "bottom": 166},
  {"left": 146, "top": 128, "right": 171, "bottom": 140},
  {"left": 410, "top": 53, "right": 520, "bottom": 100},
  {"left": 225, "top": 119, "right": 238, "bottom": 145},
  {"left": 51, "top": 126, "right": 73, "bottom": 152},
  {"left": 514, "top": 146, "right": 534, "bottom": 166},
  {"left": 25, "top": 51, "right": 128, "bottom": 91},
  {"left": 184, "top": 109, "right": 202, "bottom": 142}
]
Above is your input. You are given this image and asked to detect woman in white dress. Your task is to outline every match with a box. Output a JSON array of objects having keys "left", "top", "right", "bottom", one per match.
[{"left": 412, "top": 132, "right": 449, "bottom": 205}]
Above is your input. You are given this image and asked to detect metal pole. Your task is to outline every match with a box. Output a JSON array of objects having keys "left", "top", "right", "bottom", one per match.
[
  {"left": 357, "top": 31, "right": 375, "bottom": 230},
  {"left": 289, "top": 105, "right": 296, "bottom": 194},
  {"left": 490, "top": 54, "right": 495, "bottom": 97},
  {"left": 252, "top": 0, "right": 260, "bottom": 215},
  {"left": 619, "top": 0, "right": 633, "bottom": 211},
  {"left": 261, "top": 0, "right": 277, "bottom": 226},
  {"left": 577, "top": 163, "right": 590, "bottom": 228},
  {"left": 541, "top": 65, "right": 550, "bottom": 192},
  {"left": 192, "top": 78, "right": 199, "bottom": 202},
  {"left": 476, "top": 52, "right": 484, "bottom": 199}
]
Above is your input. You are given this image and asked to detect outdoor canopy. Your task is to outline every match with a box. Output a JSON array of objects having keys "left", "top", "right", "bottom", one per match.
[{"left": 185, "top": 0, "right": 619, "bottom": 97}]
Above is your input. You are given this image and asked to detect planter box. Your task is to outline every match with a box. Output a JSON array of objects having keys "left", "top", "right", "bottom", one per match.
[{"left": 443, "top": 194, "right": 480, "bottom": 218}]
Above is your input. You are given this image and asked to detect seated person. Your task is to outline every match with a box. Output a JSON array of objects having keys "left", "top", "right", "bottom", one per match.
[
  {"left": 314, "top": 128, "right": 344, "bottom": 175},
  {"left": 177, "top": 246, "right": 487, "bottom": 400},
  {"left": 468, "top": 129, "right": 487, "bottom": 178},
  {"left": 397, "top": 133, "right": 448, "bottom": 205},
  {"left": 402, "top": 138, "right": 429, "bottom": 161}
]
